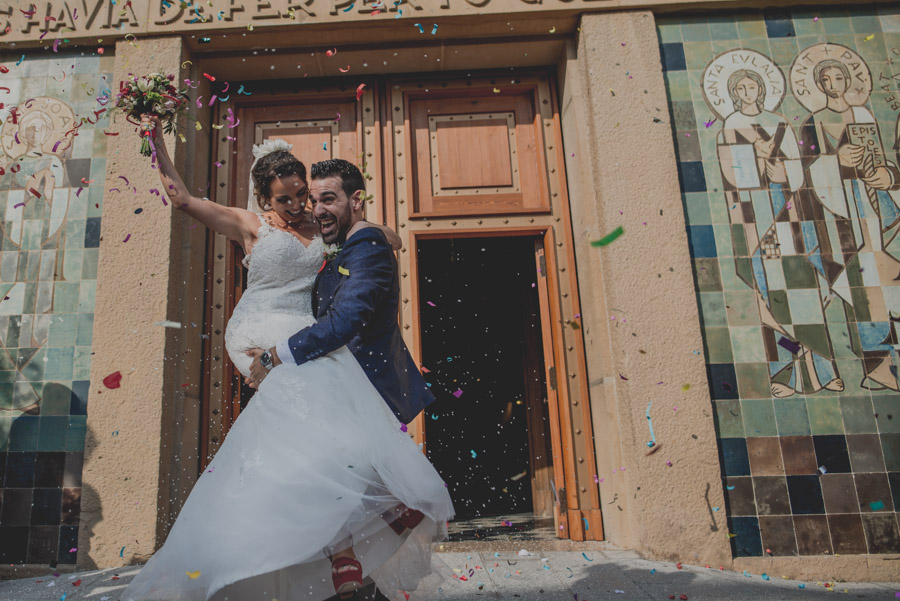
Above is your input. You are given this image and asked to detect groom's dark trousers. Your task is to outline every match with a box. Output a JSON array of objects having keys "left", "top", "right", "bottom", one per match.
[{"left": 283, "top": 227, "right": 433, "bottom": 424}]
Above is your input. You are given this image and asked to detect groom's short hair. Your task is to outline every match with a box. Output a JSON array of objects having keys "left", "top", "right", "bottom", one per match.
[{"left": 311, "top": 159, "right": 365, "bottom": 199}]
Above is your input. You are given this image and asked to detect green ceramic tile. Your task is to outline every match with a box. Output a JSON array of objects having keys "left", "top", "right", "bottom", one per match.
[
  {"left": 78, "top": 280, "right": 96, "bottom": 313},
  {"left": 841, "top": 395, "right": 878, "bottom": 433},
  {"left": 821, "top": 13, "right": 853, "bottom": 35},
  {"left": 807, "top": 397, "right": 844, "bottom": 435},
  {"left": 65, "top": 219, "right": 86, "bottom": 250},
  {"left": 782, "top": 256, "right": 818, "bottom": 289},
  {"left": 775, "top": 398, "right": 812, "bottom": 436},
  {"left": 715, "top": 400, "right": 744, "bottom": 437},
  {"left": 872, "top": 394, "right": 900, "bottom": 434},
  {"left": 725, "top": 289, "right": 759, "bottom": 326},
  {"left": 695, "top": 258, "right": 723, "bottom": 292},
  {"left": 0, "top": 415, "right": 11, "bottom": 451},
  {"left": 657, "top": 20, "right": 683, "bottom": 43},
  {"left": 705, "top": 326, "right": 734, "bottom": 363},
  {"left": 49, "top": 314, "right": 78, "bottom": 347},
  {"left": 0, "top": 382, "right": 14, "bottom": 410},
  {"left": 736, "top": 15, "right": 767, "bottom": 39},
  {"left": 665, "top": 70, "right": 692, "bottom": 102},
  {"left": 684, "top": 192, "right": 712, "bottom": 226},
  {"left": 38, "top": 416, "right": 69, "bottom": 452},
  {"left": 683, "top": 41, "right": 714, "bottom": 71},
  {"left": 62, "top": 249, "right": 84, "bottom": 282},
  {"left": 81, "top": 249, "right": 99, "bottom": 280},
  {"left": 708, "top": 17, "right": 739, "bottom": 41},
  {"left": 66, "top": 416, "right": 86, "bottom": 451},
  {"left": 836, "top": 359, "right": 868, "bottom": 396},
  {"left": 18, "top": 348, "right": 45, "bottom": 382},
  {"left": 73, "top": 347, "right": 91, "bottom": 380},
  {"left": 742, "top": 398, "right": 778, "bottom": 436},
  {"left": 7, "top": 414, "right": 39, "bottom": 451},
  {"left": 792, "top": 11, "right": 825, "bottom": 37},
  {"left": 699, "top": 291, "right": 728, "bottom": 327},
  {"left": 76, "top": 313, "right": 93, "bottom": 347},
  {"left": 52, "top": 282, "right": 80, "bottom": 313},
  {"left": 768, "top": 38, "right": 799, "bottom": 66},
  {"left": 41, "top": 381, "right": 72, "bottom": 416},
  {"left": 881, "top": 10, "right": 900, "bottom": 33},
  {"left": 731, "top": 326, "right": 766, "bottom": 363},
  {"left": 45, "top": 347, "right": 74, "bottom": 380},
  {"left": 681, "top": 19, "right": 711, "bottom": 42},
  {"left": 722, "top": 259, "right": 750, "bottom": 291},
  {"left": 736, "top": 362, "right": 771, "bottom": 398}
]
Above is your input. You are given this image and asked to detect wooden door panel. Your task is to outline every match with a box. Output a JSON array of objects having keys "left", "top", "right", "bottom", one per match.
[
  {"left": 203, "top": 91, "right": 375, "bottom": 467},
  {"left": 409, "top": 93, "right": 549, "bottom": 217}
]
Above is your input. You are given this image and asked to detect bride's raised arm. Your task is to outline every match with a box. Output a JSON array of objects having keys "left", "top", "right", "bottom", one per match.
[{"left": 141, "top": 113, "right": 258, "bottom": 250}]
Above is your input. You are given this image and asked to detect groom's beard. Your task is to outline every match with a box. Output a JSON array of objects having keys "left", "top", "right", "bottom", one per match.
[{"left": 319, "top": 205, "right": 353, "bottom": 245}]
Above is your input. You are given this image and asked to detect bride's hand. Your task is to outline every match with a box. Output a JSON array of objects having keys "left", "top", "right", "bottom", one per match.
[
  {"left": 140, "top": 113, "right": 164, "bottom": 145},
  {"left": 246, "top": 348, "right": 268, "bottom": 388}
]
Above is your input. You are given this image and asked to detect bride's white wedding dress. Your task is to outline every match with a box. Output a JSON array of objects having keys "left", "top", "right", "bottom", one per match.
[{"left": 123, "top": 219, "right": 455, "bottom": 601}]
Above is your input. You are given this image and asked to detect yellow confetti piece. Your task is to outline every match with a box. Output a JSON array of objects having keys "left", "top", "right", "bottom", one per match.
[
  {"left": 195, "top": 121, "right": 203, "bottom": 131},
  {"left": 178, "top": 133, "right": 186, "bottom": 143},
  {"left": 864, "top": 34, "right": 875, "bottom": 41},
  {"left": 492, "top": 87, "right": 501, "bottom": 93},
  {"left": 211, "top": 124, "right": 224, "bottom": 129},
  {"left": 727, "top": 533, "right": 737, "bottom": 538},
  {"left": 186, "top": 571, "right": 201, "bottom": 579},
  {"left": 338, "top": 266, "right": 350, "bottom": 276},
  {"left": 549, "top": 26, "right": 556, "bottom": 33},
  {"left": 681, "top": 383, "right": 691, "bottom": 391},
  {"left": 247, "top": 23, "right": 254, "bottom": 30}
]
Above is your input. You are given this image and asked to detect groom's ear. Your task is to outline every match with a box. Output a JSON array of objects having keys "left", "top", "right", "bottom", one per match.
[{"left": 350, "top": 189, "right": 364, "bottom": 212}]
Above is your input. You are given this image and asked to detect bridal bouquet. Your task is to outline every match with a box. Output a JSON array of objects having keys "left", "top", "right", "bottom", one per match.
[{"left": 114, "top": 72, "right": 190, "bottom": 156}]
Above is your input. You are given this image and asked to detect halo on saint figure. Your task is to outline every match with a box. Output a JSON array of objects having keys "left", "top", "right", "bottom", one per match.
[
  {"left": 0, "top": 97, "right": 76, "bottom": 159},
  {"left": 789, "top": 43, "right": 872, "bottom": 113},
  {"left": 702, "top": 49, "right": 786, "bottom": 121}
]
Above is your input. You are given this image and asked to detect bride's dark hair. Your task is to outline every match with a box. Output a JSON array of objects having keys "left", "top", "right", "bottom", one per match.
[{"left": 251, "top": 150, "right": 307, "bottom": 211}]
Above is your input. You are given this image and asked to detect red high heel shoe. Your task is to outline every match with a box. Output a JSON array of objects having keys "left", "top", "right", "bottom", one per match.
[
  {"left": 332, "top": 556, "right": 363, "bottom": 598},
  {"left": 383, "top": 504, "right": 425, "bottom": 536}
]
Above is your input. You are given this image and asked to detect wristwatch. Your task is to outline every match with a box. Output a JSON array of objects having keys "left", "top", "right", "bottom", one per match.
[{"left": 260, "top": 350, "right": 275, "bottom": 371}]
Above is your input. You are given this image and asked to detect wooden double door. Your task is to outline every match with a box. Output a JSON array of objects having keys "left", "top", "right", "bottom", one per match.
[{"left": 201, "top": 74, "right": 603, "bottom": 541}]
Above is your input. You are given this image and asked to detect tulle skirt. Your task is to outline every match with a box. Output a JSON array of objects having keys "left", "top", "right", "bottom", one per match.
[{"left": 123, "top": 347, "right": 455, "bottom": 601}]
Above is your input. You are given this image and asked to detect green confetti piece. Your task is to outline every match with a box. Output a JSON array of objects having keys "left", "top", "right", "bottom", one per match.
[
  {"left": 591, "top": 226, "right": 624, "bottom": 247},
  {"left": 869, "top": 500, "right": 885, "bottom": 511}
]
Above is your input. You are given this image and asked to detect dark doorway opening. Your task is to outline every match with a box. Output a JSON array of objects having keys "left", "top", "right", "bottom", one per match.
[{"left": 418, "top": 236, "right": 555, "bottom": 539}]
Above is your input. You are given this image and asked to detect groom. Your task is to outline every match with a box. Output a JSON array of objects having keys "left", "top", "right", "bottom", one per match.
[{"left": 246, "top": 158, "right": 433, "bottom": 424}]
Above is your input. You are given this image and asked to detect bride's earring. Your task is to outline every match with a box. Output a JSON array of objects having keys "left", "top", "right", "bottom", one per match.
[{"left": 263, "top": 203, "right": 272, "bottom": 211}]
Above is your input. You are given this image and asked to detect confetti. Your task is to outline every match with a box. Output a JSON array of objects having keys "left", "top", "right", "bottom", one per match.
[
  {"left": 645, "top": 401, "right": 656, "bottom": 447},
  {"left": 356, "top": 83, "right": 367, "bottom": 101},
  {"left": 549, "top": 26, "right": 556, "bottom": 33},
  {"left": 103, "top": 371, "right": 123, "bottom": 389},
  {"left": 470, "top": 449, "right": 477, "bottom": 458},
  {"left": 869, "top": 500, "right": 885, "bottom": 511},
  {"left": 777, "top": 336, "right": 801, "bottom": 354},
  {"left": 681, "top": 383, "right": 690, "bottom": 391},
  {"left": 123, "top": 233, "right": 132, "bottom": 243},
  {"left": 400, "top": 423, "right": 408, "bottom": 432},
  {"left": 426, "top": 301, "right": 436, "bottom": 307},
  {"left": 591, "top": 226, "right": 624, "bottom": 247},
  {"left": 339, "top": 66, "right": 350, "bottom": 73},
  {"left": 414, "top": 23, "right": 424, "bottom": 33},
  {"left": 582, "top": 553, "right": 593, "bottom": 561},
  {"left": 153, "top": 321, "right": 182, "bottom": 328},
  {"left": 343, "top": 3, "right": 354, "bottom": 10},
  {"left": 452, "top": 389, "right": 464, "bottom": 398},
  {"left": 338, "top": 266, "right": 350, "bottom": 276},
  {"left": 431, "top": 24, "right": 438, "bottom": 34},
  {"left": 120, "top": 546, "right": 125, "bottom": 557},
  {"left": 186, "top": 571, "right": 201, "bottom": 579},
  {"left": 326, "top": 48, "right": 337, "bottom": 57},
  {"left": 864, "top": 34, "right": 875, "bottom": 41}
]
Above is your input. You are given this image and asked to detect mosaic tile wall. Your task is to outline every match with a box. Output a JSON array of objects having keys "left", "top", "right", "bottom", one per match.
[
  {"left": 659, "top": 7, "right": 900, "bottom": 556},
  {"left": 0, "top": 52, "right": 114, "bottom": 565}
]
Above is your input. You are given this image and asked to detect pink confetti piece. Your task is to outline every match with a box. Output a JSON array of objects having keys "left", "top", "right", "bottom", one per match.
[
  {"left": 426, "top": 301, "right": 436, "bottom": 307},
  {"left": 400, "top": 423, "right": 408, "bottom": 432},
  {"left": 208, "top": 95, "right": 218, "bottom": 106},
  {"left": 123, "top": 233, "right": 131, "bottom": 243},
  {"left": 215, "top": 161, "right": 223, "bottom": 168},
  {"left": 75, "top": 187, "right": 83, "bottom": 197},
  {"left": 452, "top": 389, "right": 464, "bottom": 398},
  {"left": 13, "top": 202, "right": 25, "bottom": 209},
  {"left": 52, "top": 39, "right": 61, "bottom": 52}
]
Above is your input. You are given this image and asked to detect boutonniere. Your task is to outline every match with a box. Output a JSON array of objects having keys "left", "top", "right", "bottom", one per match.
[{"left": 323, "top": 245, "right": 342, "bottom": 262}]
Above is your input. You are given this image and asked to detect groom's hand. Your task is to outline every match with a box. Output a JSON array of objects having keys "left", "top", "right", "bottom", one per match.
[{"left": 245, "top": 348, "right": 267, "bottom": 389}]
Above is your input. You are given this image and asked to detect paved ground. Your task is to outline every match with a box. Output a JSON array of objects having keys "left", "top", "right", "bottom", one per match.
[{"left": 1, "top": 547, "right": 898, "bottom": 600}]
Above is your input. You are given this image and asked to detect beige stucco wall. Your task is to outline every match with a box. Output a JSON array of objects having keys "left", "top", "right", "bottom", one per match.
[
  {"left": 559, "top": 11, "right": 732, "bottom": 566},
  {"left": 78, "top": 36, "right": 203, "bottom": 569}
]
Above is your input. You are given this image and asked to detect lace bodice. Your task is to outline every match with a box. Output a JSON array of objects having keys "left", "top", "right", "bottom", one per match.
[{"left": 225, "top": 220, "right": 326, "bottom": 377}]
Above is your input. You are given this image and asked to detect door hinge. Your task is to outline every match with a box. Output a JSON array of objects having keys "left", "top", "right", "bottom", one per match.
[{"left": 548, "top": 366, "right": 557, "bottom": 390}]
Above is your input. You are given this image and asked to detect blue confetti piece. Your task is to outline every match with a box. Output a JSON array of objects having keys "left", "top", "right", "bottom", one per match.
[
  {"left": 582, "top": 552, "right": 593, "bottom": 562},
  {"left": 650, "top": 569, "right": 656, "bottom": 574},
  {"left": 712, "top": 507, "right": 720, "bottom": 512},
  {"left": 761, "top": 573, "right": 769, "bottom": 580},
  {"left": 120, "top": 546, "right": 125, "bottom": 557},
  {"left": 798, "top": 584, "right": 805, "bottom": 589},
  {"left": 431, "top": 24, "right": 438, "bottom": 34},
  {"left": 343, "top": 3, "right": 354, "bottom": 11},
  {"left": 646, "top": 401, "right": 656, "bottom": 446},
  {"left": 470, "top": 449, "right": 477, "bottom": 458},
  {"left": 414, "top": 23, "right": 424, "bottom": 33},
  {"left": 566, "top": 567, "right": 573, "bottom": 578},
  {"left": 726, "top": 485, "right": 735, "bottom": 490},
  {"left": 543, "top": 565, "right": 550, "bottom": 570},
  {"left": 431, "top": 413, "right": 438, "bottom": 420},
  {"left": 16, "top": 54, "right": 25, "bottom": 66}
]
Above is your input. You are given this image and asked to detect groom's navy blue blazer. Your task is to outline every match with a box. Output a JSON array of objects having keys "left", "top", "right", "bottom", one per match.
[{"left": 283, "top": 226, "right": 433, "bottom": 424}]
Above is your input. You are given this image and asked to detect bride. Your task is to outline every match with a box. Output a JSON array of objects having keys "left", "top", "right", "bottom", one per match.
[{"left": 123, "top": 116, "right": 454, "bottom": 601}]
